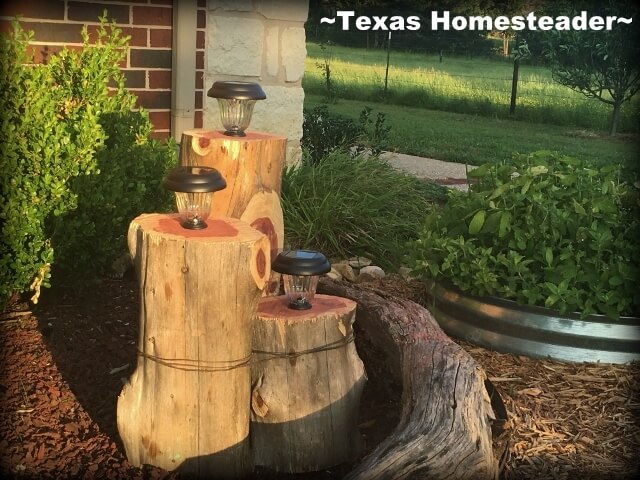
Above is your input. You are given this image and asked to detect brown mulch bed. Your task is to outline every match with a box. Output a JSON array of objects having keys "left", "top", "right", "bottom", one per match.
[{"left": 1, "top": 273, "right": 639, "bottom": 479}]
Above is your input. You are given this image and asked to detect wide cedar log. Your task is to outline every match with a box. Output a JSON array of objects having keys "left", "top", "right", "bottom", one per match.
[
  {"left": 317, "top": 278, "right": 498, "bottom": 480},
  {"left": 117, "top": 213, "right": 270, "bottom": 478},
  {"left": 180, "top": 129, "right": 286, "bottom": 295},
  {"left": 251, "top": 295, "right": 366, "bottom": 473}
]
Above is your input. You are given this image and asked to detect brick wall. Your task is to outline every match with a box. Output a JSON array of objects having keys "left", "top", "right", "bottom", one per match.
[{"left": 0, "top": 0, "right": 207, "bottom": 141}]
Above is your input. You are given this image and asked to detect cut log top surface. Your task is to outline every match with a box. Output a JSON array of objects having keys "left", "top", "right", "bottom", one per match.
[
  {"left": 131, "top": 213, "right": 265, "bottom": 243},
  {"left": 257, "top": 294, "right": 356, "bottom": 322},
  {"left": 183, "top": 129, "right": 287, "bottom": 145}
]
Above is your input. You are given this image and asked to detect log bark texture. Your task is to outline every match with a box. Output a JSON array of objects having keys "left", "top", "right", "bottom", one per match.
[
  {"left": 251, "top": 294, "right": 366, "bottom": 473},
  {"left": 317, "top": 278, "right": 498, "bottom": 480},
  {"left": 117, "top": 213, "right": 270, "bottom": 478},
  {"left": 180, "top": 129, "right": 287, "bottom": 295}
]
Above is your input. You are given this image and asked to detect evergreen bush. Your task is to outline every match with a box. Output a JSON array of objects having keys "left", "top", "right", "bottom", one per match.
[{"left": 0, "top": 18, "right": 175, "bottom": 309}]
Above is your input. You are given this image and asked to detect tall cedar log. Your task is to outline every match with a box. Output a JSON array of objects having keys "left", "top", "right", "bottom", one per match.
[
  {"left": 317, "top": 278, "right": 498, "bottom": 480},
  {"left": 179, "top": 129, "right": 287, "bottom": 295},
  {"left": 117, "top": 214, "right": 270, "bottom": 478},
  {"left": 251, "top": 295, "right": 366, "bottom": 472}
]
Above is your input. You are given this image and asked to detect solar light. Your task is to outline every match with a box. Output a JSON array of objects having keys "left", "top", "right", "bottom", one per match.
[
  {"left": 271, "top": 250, "right": 331, "bottom": 310},
  {"left": 162, "top": 166, "right": 226, "bottom": 230},
  {"left": 207, "top": 81, "right": 266, "bottom": 137}
]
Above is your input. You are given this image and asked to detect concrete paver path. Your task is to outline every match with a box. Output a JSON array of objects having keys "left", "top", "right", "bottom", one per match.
[{"left": 382, "top": 151, "right": 476, "bottom": 191}]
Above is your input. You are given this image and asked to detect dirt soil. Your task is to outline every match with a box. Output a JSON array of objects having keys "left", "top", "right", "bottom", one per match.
[{"left": 1, "top": 273, "right": 639, "bottom": 479}]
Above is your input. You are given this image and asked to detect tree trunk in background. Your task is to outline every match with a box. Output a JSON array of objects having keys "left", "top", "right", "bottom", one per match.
[
  {"left": 117, "top": 213, "right": 270, "bottom": 478},
  {"left": 179, "top": 129, "right": 287, "bottom": 295},
  {"left": 318, "top": 278, "right": 499, "bottom": 480}
]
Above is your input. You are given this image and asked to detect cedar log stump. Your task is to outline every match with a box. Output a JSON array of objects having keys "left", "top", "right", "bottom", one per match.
[
  {"left": 251, "top": 294, "right": 366, "bottom": 473},
  {"left": 117, "top": 213, "right": 270, "bottom": 478},
  {"left": 180, "top": 129, "right": 287, "bottom": 295}
]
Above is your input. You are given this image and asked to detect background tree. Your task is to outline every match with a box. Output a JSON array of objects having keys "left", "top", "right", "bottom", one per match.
[{"left": 542, "top": 0, "right": 639, "bottom": 135}]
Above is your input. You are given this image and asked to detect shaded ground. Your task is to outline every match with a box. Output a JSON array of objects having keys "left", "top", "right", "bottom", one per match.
[{"left": 1, "top": 273, "right": 639, "bottom": 479}]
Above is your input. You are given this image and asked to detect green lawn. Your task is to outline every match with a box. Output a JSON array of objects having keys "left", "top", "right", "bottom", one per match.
[
  {"left": 304, "top": 94, "right": 639, "bottom": 169},
  {"left": 304, "top": 43, "right": 639, "bottom": 134}
]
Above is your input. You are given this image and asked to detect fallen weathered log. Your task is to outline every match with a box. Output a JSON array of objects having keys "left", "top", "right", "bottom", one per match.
[{"left": 318, "top": 278, "right": 498, "bottom": 480}]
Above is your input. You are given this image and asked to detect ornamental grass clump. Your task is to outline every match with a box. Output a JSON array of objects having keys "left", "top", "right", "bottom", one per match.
[
  {"left": 282, "top": 152, "right": 447, "bottom": 270},
  {"left": 408, "top": 151, "right": 640, "bottom": 319}
]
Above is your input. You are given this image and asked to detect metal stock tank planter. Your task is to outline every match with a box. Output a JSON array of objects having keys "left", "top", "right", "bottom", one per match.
[{"left": 426, "top": 281, "right": 640, "bottom": 364}]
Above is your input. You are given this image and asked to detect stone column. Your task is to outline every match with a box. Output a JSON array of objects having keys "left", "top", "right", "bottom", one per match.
[{"left": 205, "top": 0, "right": 309, "bottom": 166}]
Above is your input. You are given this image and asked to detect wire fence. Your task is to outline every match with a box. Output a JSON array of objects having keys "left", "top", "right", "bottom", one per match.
[{"left": 304, "top": 44, "right": 639, "bottom": 132}]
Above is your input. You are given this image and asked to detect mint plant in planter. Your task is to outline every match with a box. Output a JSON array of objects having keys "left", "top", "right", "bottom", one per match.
[{"left": 408, "top": 151, "right": 640, "bottom": 363}]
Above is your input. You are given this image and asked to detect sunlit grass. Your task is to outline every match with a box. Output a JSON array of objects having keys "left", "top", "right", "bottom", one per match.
[{"left": 304, "top": 43, "right": 639, "bottom": 133}]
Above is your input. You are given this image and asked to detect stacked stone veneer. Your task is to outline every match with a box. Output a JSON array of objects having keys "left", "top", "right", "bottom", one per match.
[
  {"left": 0, "top": 0, "right": 208, "bottom": 141},
  {"left": 205, "top": 0, "right": 308, "bottom": 165}
]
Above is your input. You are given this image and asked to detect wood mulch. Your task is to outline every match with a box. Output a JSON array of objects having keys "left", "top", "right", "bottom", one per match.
[{"left": 1, "top": 273, "right": 638, "bottom": 479}]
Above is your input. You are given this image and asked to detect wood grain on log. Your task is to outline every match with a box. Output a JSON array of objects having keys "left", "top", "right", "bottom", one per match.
[
  {"left": 317, "top": 278, "right": 498, "bottom": 480},
  {"left": 118, "top": 214, "right": 270, "bottom": 478},
  {"left": 179, "top": 130, "right": 286, "bottom": 297},
  {"left": 251, "top": 295, "right": 366, "bottom": 473}
]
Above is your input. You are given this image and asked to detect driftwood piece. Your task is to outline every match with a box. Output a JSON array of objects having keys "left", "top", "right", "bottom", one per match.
[
  {"left": 117, "top": 213, "right": 270, "bottom": 478},
  {"left": 180, "top": 129, "right": 287, "bottom": 295},
  {"left": 251, "top": 295, "right": 366, "bottom": 473},
  {"left": 317, "top": 278, "right": 498, "bottom": 480}
]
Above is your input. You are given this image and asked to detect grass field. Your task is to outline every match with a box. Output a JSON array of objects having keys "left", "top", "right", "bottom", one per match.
[
  {"left": 304, "top": 43, "right": 639, "bottom": 134},
  {"left": 304, "top": 94, "right": 639, "bottom": 169}
]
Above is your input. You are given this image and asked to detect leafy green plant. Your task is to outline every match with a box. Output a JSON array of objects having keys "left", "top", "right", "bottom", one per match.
[
  {"left": 301, "top": 105, "right": 363, "bottom": 165},
  {"left": 0, "top": 18, "right": 175, "bottom": 309},
  {"left": 408, "top": 151, "right": 640, "bottom": 319},
  {"left": 281, "top": 152, "right": 447, "bottom": 270},
  {"left": 315, "top": 42, "right": 336, "bottom": 102},
  {"left": 301, "top": 105, "right": 392, "bottom": 165}
]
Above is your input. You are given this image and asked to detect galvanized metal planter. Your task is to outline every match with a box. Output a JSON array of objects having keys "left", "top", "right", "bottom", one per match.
[{"left": 425, "top": 281, "right": 640, "bottom": 364}]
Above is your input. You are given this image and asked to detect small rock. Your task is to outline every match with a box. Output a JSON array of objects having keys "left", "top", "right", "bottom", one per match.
[
  {"left": 348, "top": 256, "right": 372, "bottom": 269},
  {"left": 357, "top": 265, "right": 385, "bottom": 283},
  {"left": 325, "top": 268, "right": 343, "bottom": 281},
  {"left": 398, "top": 266, "right": 414, "bottom": 280},
  {"left": 332, "top": 261, "right": 357, "bottom": 282}
]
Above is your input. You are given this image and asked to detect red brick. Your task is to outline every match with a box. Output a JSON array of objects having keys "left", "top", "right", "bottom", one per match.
[
  {"left": 195, "top": 70, "right": 203, "bottom": 89},
  {"left": 130, "top": 48, "right": 172, "bottom": 68},
  {"left": 149, "top": 70, "right": 171, "bottom": 89},
  {"left": 121, "top": 69, "right": 147, "bottom": 88},
  {"left": 196, "top": 50, "right": 203, "bottom": 69},
  {"left": 87, "top": 25, "right": 147, "bottom": 47},
  {"left": 197, "top": 9, "right": 205, "bottom": 28},
  {"left": 0, "top": 0, "right": 64, "bottom": 20},
  {"left": 196, "top": 30, "right": 205, "bottom": 49},
  {"left": 150, "top": 130, "right": 171, "bottom": 142},
  {"left": 14, "top": 21, "right": 83, "bottom": 43},
  {"left": 132, "top": 6, "right": 172, "bottom": 26},
  {"left": 132, "top": 89, "right": 171, "bottom": 109},
  {"left": 26, "top": 44, "right": 62, "bottom": 64},
  {"left": 149, "top": 111, "right": 171, "bottom": 130},
  {"left": 67, "top": 2, "right": 129, "bottom": 23},
  {"left": 149, "top": 28, "right": 171, "bottom": 48},
  {"left": 195, "top": 91, "right": 203, "bottom": 109}
]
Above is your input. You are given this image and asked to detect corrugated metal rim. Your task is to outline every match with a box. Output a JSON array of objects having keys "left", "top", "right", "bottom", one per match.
[{"left": 425, "top": 281, "right": 640, "bottom": 364}]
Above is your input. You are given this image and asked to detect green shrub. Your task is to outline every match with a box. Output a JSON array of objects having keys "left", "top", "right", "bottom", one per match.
[
  {"left": 408, "top": 151, "right": 640, "bottom": 318},
  {"left": 301, "top": 105, "right": 363, "bottom": 165},
  {"left": 0, "top": 18, "right": 175, "bottom": 308},
  {"left": 281, "top": 152, "right": 447, "bottom": 270},
  {"left": 301, "top": 105, "right": 392, "bottom": 165}
]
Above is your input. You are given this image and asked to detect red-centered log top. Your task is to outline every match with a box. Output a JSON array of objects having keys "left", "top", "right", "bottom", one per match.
[
  {"left": 257, "top": 294, "right": 356, "bottom": 322},
  {"left": 132, "top": 213, "right": 265, "bottom": 244},
  {"left": 185, "top": 129, "right": 287, "bottom": 144}
]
